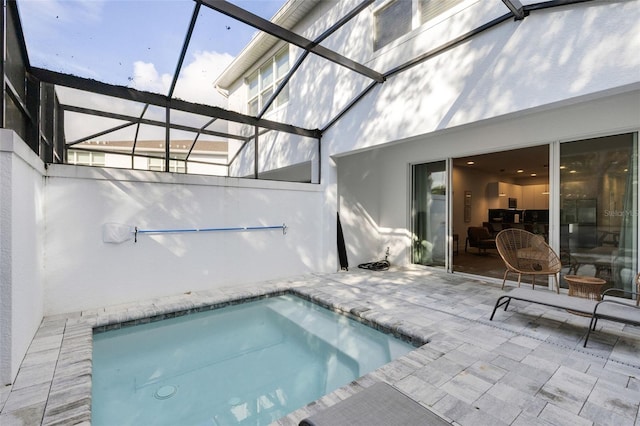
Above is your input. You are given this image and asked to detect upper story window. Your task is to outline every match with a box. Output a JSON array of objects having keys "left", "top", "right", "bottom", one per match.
[
  {"left": 247, "top": 47, "right": 290, "bottom": 116},
  {"left": 148, "top": 158, "right": 186, "bottom": 173},
  {"left": 374, "top": 0, "right": 465, "bottom": 50},
  {"left": 68, "top": 150, "right": 105, "bottom": 167}
]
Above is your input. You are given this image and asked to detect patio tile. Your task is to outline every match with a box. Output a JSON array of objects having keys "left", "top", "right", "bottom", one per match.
[
  {"left": 579, "top": 401, "right": 636, "bottom": 426},
  {"left": 370, "top": 358, "right": 419, "bottom": 383},
  {"left": 0, "top": 403, "right": 45, "bottom": 426},
  {"left": 493, "top": 340, "right": 534, "bottom": 361},
  {"left": 433, "top": 394, "right": 508, "bottom": 426},
  {"left": 512, "top": 412, "right": 556, "bottom": 426},
  {"left": 19, "top": 349, "right": 60, "bottom": 370},
  {"left": 586, "top": 364, "right": 635, "bottom": 387},
  {"left": 415, "top": 356, "right": 466, "bottom": 387},
  {"left": 395, "top": 374, "right": 447, "bottom": 406},
  {"left": 473, "top": 392, "right": 522, "bottom": 424},
  {"left": 490, "top": 356, "right": 553, "bottom": 394},
  {"left": 586, "top": 379, "right": 640, "bottom": 421},
  {"left": 464, "top": 360, "right": 508, "bottom": 384},
  {"left": 537, "top": 366, "right": 597, "bottom": 414},
  {"left": 609, "top": 338, "right": 640, "bottom": 367},
  {"left": 521, "top": 353, "right": 561, "bottom": 375},
  {"left": 603, "top": 360, "right": 640, "bottom": 378},
  {"left": 486, "top": 382, "right": 546, "bottom": 416},
  {"left": 10, "top": 363, "right": 56, "bottom": 391},
  {"left": 538, "top": 402, "right": 593, "bottom": 426},
  {"left": 3, "top": 270, "right": 640, "bottom": 426},
  {"left": 2, "top": 383, "right": 49, "bottom": 413},
  {"left": 27, "top": 335, "right": 63, "bottom": 354},
  {"left": 441, "top": 369, "right": 493, "bottom": 404},
  {"left": 509, "top": 334, "right": 543, "bottom": 350}
]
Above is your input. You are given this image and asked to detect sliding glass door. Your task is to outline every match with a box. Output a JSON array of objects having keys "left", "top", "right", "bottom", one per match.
[
  {"left": 412, "top": 161, "right": 447, "bottom": 267},
  {"left": 559, "top": 133, "right": 638, "bottom": 292}
]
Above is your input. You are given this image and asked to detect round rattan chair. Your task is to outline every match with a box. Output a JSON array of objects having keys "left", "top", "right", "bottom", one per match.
[{"left": 496, "top": 228, "right": 561, "bottom": 293}]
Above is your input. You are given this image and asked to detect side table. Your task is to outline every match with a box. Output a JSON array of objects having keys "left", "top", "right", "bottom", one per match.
[
  {"left": 564, "top": 274, "right": 606, "bottom": 316},
  {"left": 564, "top": 275, "right": 607, "bottom": 301}
]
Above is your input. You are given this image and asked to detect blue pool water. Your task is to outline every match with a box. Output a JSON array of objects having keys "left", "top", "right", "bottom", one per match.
[{"left": 92, "top": 294, "right": 414, "bottom": 425}]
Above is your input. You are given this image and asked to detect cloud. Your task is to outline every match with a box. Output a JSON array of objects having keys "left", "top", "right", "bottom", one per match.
[
  {"left": 59, "top": 50, "right": 235, "bottom": 141},
  {"left": 131, "top": 62, "right": 171, "bottom": 94},
  {"left": 131, "top": 50, "right": 234, "bottom": 107}
]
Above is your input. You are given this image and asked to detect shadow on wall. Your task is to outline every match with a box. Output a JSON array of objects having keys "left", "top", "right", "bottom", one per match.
[{"left": 43, "top": 166, "right": 322, "bottom": 314}]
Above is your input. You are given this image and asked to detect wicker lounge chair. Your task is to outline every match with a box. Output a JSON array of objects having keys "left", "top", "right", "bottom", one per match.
[{"left": 496, "top": 228, "right": 561, "bottom": 293}]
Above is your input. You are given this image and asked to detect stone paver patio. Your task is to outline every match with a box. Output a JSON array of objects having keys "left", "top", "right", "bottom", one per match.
[{"left": 1, "top": 268, "right": 639, "bottom": 425}]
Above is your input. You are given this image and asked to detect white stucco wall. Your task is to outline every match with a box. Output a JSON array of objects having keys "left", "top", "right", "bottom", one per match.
[
  {"left": 0, "top": 130, "right": 45, "bottom": 385},
  {"left": 222, "top": 1, "right": 639, "bottom": 198},
  {"left": 228, "top": 130, "right": 319, "bottom": 181},
  {"left": 43, "top": 166, "right": 324, "bottom": 315},
  {"left": 312, "top": 1, "right": 640, "bottom": 271},
  {"left": 324, "top": 1, "right": 640, "bottom": 155},
  {"left": 333, "top": 88, "right": 640, "bottom": 267}
]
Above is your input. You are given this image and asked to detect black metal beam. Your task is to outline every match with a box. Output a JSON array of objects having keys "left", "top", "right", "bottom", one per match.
[
  {"left": 1, "top": 1, "right": 6, "bottom": 128},
  {"left": 5, "top": 77, "right": 33, "bottom": 123},
  {"left": 7, "top": 1, "right": 30, "bottom": 68},
  {"left": 198, "top": 0, "right": 385, "bottom": 83},
  {"left": 258, "top": 0, "right": 375, "bottom": 119},
  {"left": 61, "top": 104, "right": 246, "bottom": 141},
  {"left": 132, "top": 104, "right": 149, "bottom": 161},
  {"left": 501, "top": 0, "right": 527, "bottom": 20},
  {"left": 67, "top": 122, "right": 136, "bottom": 146},
  {"left": 29, "top": 67, "right": 321, "bottom": 138},
  {"left": 254, "top": 126, "right": 259, "bottom": 179},
  {"left": 165, "top": 106, "right": 170, "bottom": 172},
  {"left": 168, "top": 2, "right": 200, "bottom": 99},
  {"left": 524, "top": 0, "right": 595, "bottom": 12}
]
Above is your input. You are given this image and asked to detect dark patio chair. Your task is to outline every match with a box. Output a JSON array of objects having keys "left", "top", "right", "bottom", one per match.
[{"left": 465, "top": 226, "right": 497, "bottom": 253}]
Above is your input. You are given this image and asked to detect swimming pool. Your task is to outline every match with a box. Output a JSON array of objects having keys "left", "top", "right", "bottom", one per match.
[{"left": 92, "top": 294, "right": 415, "bottom": 425}]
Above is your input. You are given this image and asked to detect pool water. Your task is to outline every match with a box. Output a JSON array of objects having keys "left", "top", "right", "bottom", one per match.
[{"left": 91, "top": 294, "right": 414, "bottom": 425}]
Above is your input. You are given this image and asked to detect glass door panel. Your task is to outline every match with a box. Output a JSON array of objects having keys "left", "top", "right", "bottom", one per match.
[
  {"left": 559, "top": 133, "right": 637, "bottom": 293},
  {"left": 412, "top": 161, "right": 447, "bottom": 267}
]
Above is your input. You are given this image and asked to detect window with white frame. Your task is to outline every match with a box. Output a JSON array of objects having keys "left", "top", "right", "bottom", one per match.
[
  {"left": 68, "top": 150, "right": 105, "bottom": 166},
  {"left": 374, "top": 0, "right": 465, "bottom": 50},
  {"left": 247, "top": 47, "right": 290, "bottom": 116},
  {"left": 148, "top": 158, "right": 186, "bottom": 173}
]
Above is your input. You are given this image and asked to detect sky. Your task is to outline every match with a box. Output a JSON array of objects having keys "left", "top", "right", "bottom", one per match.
[{"left": 17, "top": 0, "right": 286, "bottom": 107}]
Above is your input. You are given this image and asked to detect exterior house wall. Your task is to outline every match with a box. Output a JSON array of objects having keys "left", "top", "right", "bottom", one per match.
[
  {"left": 0, "top": 130, "right": 45, "bottom": 385},
  {"left": 220, "top": 0, "right": 640, "bottom": 269},
  {"left": 324, "top": 1, "right": 640, "bottom": 155},
  {"left": 42, "top": 165, "right": 323, "bottom": 315},
  {"left": 334, "top": 89, "right": 640, "bottom": 266}
]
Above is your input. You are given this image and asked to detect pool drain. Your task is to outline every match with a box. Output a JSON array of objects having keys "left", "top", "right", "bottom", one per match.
[{"left": 154, "top": 385, "right": 177, "bottom": 400}]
